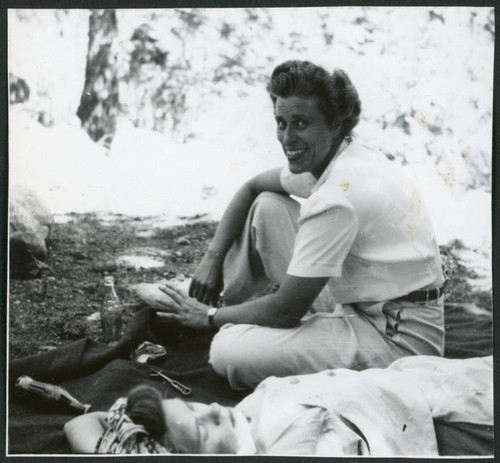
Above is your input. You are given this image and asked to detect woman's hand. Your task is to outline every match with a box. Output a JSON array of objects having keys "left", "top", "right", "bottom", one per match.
[
  {"left": 159, "top": 282, "right": 211, "bottom": 329},
  {"left": 189, "top": 250, "right": 224, "bottom": 306},
  {"left": 188, "top": 169, "right": 285, "bottom": 307}
]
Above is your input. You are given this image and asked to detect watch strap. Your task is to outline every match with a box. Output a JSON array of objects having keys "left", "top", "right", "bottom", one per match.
[{"left": 207, "top": 307, "right": 219, "bottom": 327}]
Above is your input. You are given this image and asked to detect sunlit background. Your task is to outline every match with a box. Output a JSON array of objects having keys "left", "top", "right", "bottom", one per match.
[{"left": 8, "top": 7, "right": 494, "bottom": 281}]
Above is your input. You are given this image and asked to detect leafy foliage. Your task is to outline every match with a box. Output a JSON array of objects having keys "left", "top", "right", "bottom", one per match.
[{"left": 9, "top": 7, "right": 493, "bottom": 188}]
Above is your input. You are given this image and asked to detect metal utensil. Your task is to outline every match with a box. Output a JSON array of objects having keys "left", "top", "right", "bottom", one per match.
[{"left": 147, "top": 365, "right": 192, "bottom": 396}]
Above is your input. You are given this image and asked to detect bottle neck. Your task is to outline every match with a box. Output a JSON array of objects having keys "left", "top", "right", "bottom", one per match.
[{"left": 104, "top": 283, "right": 119, "bottom": 301}]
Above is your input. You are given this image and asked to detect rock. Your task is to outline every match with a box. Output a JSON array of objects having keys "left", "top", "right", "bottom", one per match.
[
  {"left": 9, "top": 185, "right": 53, "bottom": 278},
  {"left": 130, "top": 281, "right": 173, "bottom": 310},
  {"left": 115, "top": 255, "right": 165, "bottom": 270},
  {"left": 176, "top": 237, "right": 190, "bottom": 246},
  {"left": 130, "top": 278, "right": 191, "bottom": 310}
]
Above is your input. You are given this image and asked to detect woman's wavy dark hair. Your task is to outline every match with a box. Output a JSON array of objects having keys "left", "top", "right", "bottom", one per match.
[
  {"left": 126, "top": 384, "right": 176, "bottom": 448},
  {"left": 267, "top": 60, "right": 361, "bottom": 138}
]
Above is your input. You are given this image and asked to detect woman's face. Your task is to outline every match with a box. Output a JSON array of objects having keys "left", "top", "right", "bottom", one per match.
[
  {"left": 161, "top": 399, "right": 251, "bottom": 454},
  {"left": 275, "top": 95, "right": 340, "bottom": 179}
]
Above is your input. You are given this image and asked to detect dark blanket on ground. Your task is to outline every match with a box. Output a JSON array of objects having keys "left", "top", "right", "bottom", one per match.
[{"left": 8, "top": 303, "right": 493, "bottom": 456}]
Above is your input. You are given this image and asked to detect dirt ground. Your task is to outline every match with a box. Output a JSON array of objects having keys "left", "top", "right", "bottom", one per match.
[
  {"left": 8, "top": 213, "right": 217, "bottom": 358},
  {"left": 8, "top": 213, "right": 491, "bottom": 359}
]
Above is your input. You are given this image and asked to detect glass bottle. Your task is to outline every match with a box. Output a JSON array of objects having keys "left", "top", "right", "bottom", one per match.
[
  {"left": 101, "top": 275, "right": 122, "bottom": 343},
  {"left": 15, "top": 375, "right": 91, "bottom": 415}
]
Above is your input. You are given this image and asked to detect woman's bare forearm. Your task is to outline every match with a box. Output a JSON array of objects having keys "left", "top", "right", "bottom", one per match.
[
  {"left": 213, "top": 275, "right": 330, "bottom": 329},
  {"left": 214, "top": 293, "right": 289, "bottom": 327},
  {"left": 190, "top": 169, "right": 286, "bottom": 304},
  {"left": 64, "top": 411, "right": 108, "bottom": 454},
  {"left": 207, "top": 168, "right": 286, "bottom": 258},
  {"left": 189, "top": 181, "right": 262, "bottom": 304},
  {"left": 206, "top": 183, "right": 258, "bottom": 261}
]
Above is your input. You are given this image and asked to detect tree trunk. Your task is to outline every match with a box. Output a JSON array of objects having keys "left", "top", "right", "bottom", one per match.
[{"left": 77, "top": 9, "right": 119, "bottom": 143}]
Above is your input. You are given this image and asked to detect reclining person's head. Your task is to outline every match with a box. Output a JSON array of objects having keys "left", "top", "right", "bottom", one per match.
[{"left": 125, "top": 385, "right": 254, "bottom": 454}]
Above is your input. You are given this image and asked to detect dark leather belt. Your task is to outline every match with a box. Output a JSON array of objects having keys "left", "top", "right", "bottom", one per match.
[{"left": 395, "top": 283, "right": 446, "bottom": 304}]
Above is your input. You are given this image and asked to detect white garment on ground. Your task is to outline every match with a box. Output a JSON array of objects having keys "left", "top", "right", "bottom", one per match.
[
  {"left": 388, "top": 355, "right": 493, "bottom": 426},
  {"left": 235, "top": 355, "right": 493, "bottom": 456}
]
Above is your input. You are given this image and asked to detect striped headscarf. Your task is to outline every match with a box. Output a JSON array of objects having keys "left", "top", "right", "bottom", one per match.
[{"left": 95, "top": 398, "right": 171, "bottom": 454}]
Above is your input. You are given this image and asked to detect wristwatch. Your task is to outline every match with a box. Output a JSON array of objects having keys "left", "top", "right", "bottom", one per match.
[{"left": 207, "top": 307, "right": 219, "bottom": 327}]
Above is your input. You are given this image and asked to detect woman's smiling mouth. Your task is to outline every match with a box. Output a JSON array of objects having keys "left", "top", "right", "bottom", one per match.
[{"left": 285, "top": 148, "right": 307, "bottom": 160}]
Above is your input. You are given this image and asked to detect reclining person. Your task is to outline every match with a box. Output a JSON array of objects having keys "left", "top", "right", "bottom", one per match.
[
  {"left": 64, "top": 356, "right": 492, "bottom": 456},
  {"left": 154, "top": 59, "right": 446, "bottom": 389}
]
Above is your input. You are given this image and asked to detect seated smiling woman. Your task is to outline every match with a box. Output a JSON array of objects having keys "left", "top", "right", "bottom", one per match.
[{"left": 156, "top": 59, "right": 446, "bottom": 390}]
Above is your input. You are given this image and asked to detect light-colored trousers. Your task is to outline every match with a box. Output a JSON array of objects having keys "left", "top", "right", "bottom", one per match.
[{"left": 209, "top": 192, "right": 445, "bottom": 390}]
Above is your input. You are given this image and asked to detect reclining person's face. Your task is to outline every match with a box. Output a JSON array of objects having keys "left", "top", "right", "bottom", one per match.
[{"left": 161, "top": 399, "right": 252, "bottom": 454}]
